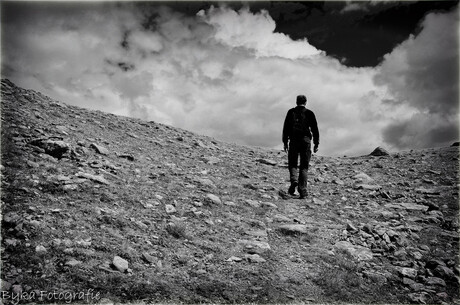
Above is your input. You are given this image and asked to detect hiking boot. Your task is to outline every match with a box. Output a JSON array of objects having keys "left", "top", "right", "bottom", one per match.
[
  {"left": 299, "top": 192, "right": 308, "bottom": 199},
  {"left": 288, "top": 182, "right": 298, "bottom": 195}
]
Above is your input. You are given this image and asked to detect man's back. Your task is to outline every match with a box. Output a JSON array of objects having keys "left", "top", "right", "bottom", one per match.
[{"left": 283, "top": 105, "right": 319, "bottom": 145}]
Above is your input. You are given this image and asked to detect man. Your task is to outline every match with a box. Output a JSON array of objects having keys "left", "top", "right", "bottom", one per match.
[{"left": 282, "top": 95, "right": 319, "bottom": 199}]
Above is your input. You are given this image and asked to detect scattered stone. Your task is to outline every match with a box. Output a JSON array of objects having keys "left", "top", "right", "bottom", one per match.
[
  {"left": 256, "top": 158, "right": 277, "bottom": 166},
  {"left": 426, "top": 259, "right": 446, "bottom": 269},
  {"left": 434, "top": 265, "right": 456, "bottom": 280},
  {"left": 142, "top": 252, "right": 157, "bottom": 264},
  {"left": 278, "top": 224, "right": 313, "bottom": 235},
  {"left": 399, "top": 267, "right": 418, "bottom": 279},
  {"left": 195, "top": 178, "right": 216, "bottom": 188},
  {"left": 346, "top": 222, "right": 358, "bottom": 232},
  {"left": 90, "top": 143, "right": 109, "bottom": 155},
  {"left": 408, "top": 292, "right": 429, "bottom": 304},
  {"left": 206, "top": 194, "right": 222, "bottom": 205},
  {"left": 76, "top": 172, "right": 110, "bottom": 185},
  {"left": 35, "top": 245, "right": 47, "bottom": 254},
  {"left": 273, "top": 214, "right": 291, "bottom": 222},
  {"left": 65, "top": 259, "right": 82, "bottom": 267},
  {"left": 312, "top": 198, "right": 326, "bottom": 205},
  {"left": 226, "top": 256, "right": 243, "bottom": 262},
  {"left": 112, "top": 256, "right": 129, "bottom": 273},
  {"left": 355, "top": 184, "right": 381, "bottom": 190},
  {"left": 11, "top": 285, "right": 22, "bottom": 295},
  {"left": 363, "top": 271, "right": 387, "bottom": 284},
  {"left": 202, "top": 156, "right": 221, "bottom": 165},
  {"left": 1, "top": 279, "right": 11, "bottom": 292},
  {"left": 385, "top": 202, "right": 428, "bottom": 212},
  {"left": 239, "top": 240, "right": 271, "bottom": 253},
  {"left": 118, "top": 154, "right": 135, "bottom": 161},
  {"left": 29, "top": 138, "right": 70, "bottom": 159},
  {"left": 4, "top": 239, "right": 19, "bottom": 247},
  {"left": 415, "top": 187, "right": 440, "bottom": 195},
  {"left": 260, "top": 201, "right": 277, "bottom": 208},
  {"left": 333, "top": 178, "right": 344, "bottom": 185},
  {"left": 245, "top": 254, "right": 266, "bottom": 263},
  {"left": 425, "top": 277, "right": 446, "bottom": 287},
  {"left": 245, "top": 199, "right": 261, "bottom": 208},
  {"left": 353, "top": 172, "right": 374, "bottom": 183},
  {"left": 333, "top": 241, "right": 373, "bottom": 261},
  {"left": 165, "top": 204, "right": 177, "bottom": 214}
]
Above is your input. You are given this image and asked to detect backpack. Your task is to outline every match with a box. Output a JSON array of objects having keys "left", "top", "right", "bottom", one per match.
[{"left": 292, "top": 107, "right": 308, "bottom": 136}]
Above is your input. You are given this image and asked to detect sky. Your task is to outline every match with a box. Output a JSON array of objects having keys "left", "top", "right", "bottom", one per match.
[{"left": 1, "top": 1, "right": 459, "bottom": 156}]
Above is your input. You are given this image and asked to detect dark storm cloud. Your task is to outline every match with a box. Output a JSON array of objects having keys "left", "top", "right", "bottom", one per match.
[{"left": 265, "top": 0, "right": 458, "bottom": 67}]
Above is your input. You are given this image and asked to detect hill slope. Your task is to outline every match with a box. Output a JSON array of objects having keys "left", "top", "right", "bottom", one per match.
[{"left": 1, "top": 79, "right": 459, "bottom": 304}]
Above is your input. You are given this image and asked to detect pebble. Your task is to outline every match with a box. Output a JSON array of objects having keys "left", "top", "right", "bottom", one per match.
[
  {"left": 112, "top": 256, "right": 129, "bottom": 273},
  {"left": 35, "top": 245, "right": 47, "bottom": 254},
  {"left": 399, "top": 267, "right": 418, "bottom": 279},
  {"left": 90, "top": 143, "right": 109, "bottom": 155},
  {"left": 206, "top": 194, "right": 222, "bottom": 205},
  {"left": 165, "top": 204, "right": 177, "bottom": 214},
  {"left": 65, "top": 259, "right": 82, "bottom": 267},
  {"left": 226, "top": 256, "right": 243, "bottom": 262},
  {"left": 245, "top": 254, "right": 266, "bottom": 263}
]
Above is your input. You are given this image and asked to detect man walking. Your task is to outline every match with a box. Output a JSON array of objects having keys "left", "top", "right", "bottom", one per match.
[{"left": 282, "top": 95, "right": 319, "bottom": 199}]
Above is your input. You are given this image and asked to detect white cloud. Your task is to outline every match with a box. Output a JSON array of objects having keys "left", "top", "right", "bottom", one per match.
[
  {"left": 198, "top": 6, "right": 322, "bottom": 59},
  {"left": 3, "top": 3, "right": 456, "bottom": 157},
  {"left": 128, "top": 31, "right": 164, "bottom": 53},
  {"left": 375, "top": 8, "right": 459, "bottom": 150}
]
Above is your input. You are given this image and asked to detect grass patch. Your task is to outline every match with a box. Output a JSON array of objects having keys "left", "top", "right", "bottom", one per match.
[{"left": 314, "top": 250, "right": 400, "bottom": 303}]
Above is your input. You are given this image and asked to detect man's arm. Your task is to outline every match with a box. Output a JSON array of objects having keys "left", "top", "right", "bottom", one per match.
[
  {"left": 309, "top": 112, "right": 320, "bottom": 152},
  {"left": 282, "top": 110, "right": 291, "bottom": 152}
]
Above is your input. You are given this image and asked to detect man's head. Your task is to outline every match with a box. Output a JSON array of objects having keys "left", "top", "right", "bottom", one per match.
[{"left": 296, "top": 95, "right": 307, "bottom": 106}]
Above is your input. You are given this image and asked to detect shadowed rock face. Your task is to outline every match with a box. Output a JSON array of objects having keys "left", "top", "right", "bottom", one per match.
[
  {"left": 370, "top": 146, "right": 390, "bottom": 156},
  {"left": 1, "top": 79, "right": 459, "bottom": 304}
]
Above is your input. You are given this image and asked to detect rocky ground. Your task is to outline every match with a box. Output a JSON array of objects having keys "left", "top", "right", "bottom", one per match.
[{"left": 1, "top": 78, "right": 459, "bottom": 304}]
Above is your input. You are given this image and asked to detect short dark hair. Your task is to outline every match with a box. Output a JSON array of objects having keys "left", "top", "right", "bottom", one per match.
[{"left": 296, "top": 95, "right": 307, "bottom": 105}]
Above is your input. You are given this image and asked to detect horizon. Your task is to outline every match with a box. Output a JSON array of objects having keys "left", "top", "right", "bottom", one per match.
[{"left": 1, "top": 1, "right": 459, "bottom": 157}]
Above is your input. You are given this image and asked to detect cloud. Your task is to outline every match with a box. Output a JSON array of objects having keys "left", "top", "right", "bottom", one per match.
[
  {"left": 197, "top": 5, "right": 322, "bottom": 59},
  {"left": 375, "top": 8, "right": 459, "bottom": 150},
  {"left": 2, "top": 3, "right": 457, "bottom": 157}
]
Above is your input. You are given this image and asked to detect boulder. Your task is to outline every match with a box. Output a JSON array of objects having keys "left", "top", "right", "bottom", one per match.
[
  {"left": 370, "top": 146, "right": 389, "bottom": 156},
  {"left": 29, "top": 138, "right": 70, "bottom": 159}
]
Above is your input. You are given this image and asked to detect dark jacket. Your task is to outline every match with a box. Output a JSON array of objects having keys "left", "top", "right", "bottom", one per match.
[{"left": 282, "top": 106, "right": 319, "bottom": 146}]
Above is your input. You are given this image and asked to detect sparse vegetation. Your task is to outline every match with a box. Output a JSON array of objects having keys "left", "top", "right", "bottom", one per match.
[{"left": 1, "top": 79, "right": 459, "bottom": 304}]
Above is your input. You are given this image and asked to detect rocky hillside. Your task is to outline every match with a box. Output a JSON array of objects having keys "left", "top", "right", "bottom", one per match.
[{"left": 1, "top": 79, "right": 459, "bottom": 304}]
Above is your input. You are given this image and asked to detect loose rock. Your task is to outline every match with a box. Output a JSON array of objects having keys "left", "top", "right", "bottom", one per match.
[{"left": 112, "top": 256, "right": 129, "bottom": 273}]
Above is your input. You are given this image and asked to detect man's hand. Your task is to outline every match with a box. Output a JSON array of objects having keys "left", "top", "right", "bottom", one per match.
[
  {"left": 314, "top": 144, "right": 319, "bottom": 153},
  {"left": 284, "top": 143, "right": 289, "bottom": 153}
]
